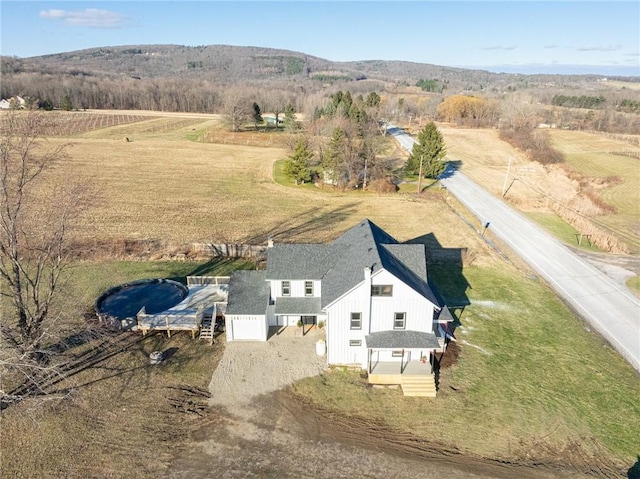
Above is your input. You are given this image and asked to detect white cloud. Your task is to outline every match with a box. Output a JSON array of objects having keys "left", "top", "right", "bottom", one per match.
[
  {"left": 39, "top": 8, "right": 126, "bottom": 29},
  {"left": 576, "top": 45, "right": 622, "bottom": 52},
  {"left": 482, "top": 46, "right": 517, "bottom": 51}
]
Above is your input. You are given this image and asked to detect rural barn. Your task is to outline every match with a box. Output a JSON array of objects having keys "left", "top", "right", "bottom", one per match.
[{"left": 225, "top": 270, "right": 272, "bottom": 341}]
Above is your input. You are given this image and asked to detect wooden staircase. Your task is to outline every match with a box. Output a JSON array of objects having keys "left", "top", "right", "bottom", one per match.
[
  {"left": 401, "top": 374, "right": 437, "bottom": 397},
  {"left": 199, "top": 317, "right": 214, "bottom": 345}
]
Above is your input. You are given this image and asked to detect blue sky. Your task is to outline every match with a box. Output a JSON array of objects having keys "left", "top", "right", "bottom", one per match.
[{"left": 1, "top": 1, "right": 638, "bottom": 75}]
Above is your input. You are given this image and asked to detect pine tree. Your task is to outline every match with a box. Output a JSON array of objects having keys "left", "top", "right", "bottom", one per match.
[
  {"left": 283, "top": 138, "right": 313, "bottom": 184},
  {"left": 252, "top": 102, "right": 263, "bottom": 130},
  {"left": 405, "top": 122, "right": 447, "bottom": 179},
  {"left": 61, "top": 95, "right": 73, "bottom": 111}
]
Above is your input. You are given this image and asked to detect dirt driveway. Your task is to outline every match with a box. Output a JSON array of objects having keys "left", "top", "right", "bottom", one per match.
[{"left": 164, "top": 329, "right": 588, "bottom": 479}]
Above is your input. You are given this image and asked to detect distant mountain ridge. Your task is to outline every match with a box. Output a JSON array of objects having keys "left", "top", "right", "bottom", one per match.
[{"left": 7, "top": 44, "right": 622, "bottom": 88}]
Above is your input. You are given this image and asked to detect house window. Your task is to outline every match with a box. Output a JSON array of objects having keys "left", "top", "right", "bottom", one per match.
[
  {"left": 305, "top": 281, "right": 314, "bottom": 296},
  {"left": 350, "top": 312, "right": 362, "bottom": 330},
  {"left": 349, "top": 340, "right": 362, "bottom": 347},
  {"left": 394, "top": 312, "right": 406, "bottom": 330},
  {"left": 371, "top": 285, "right": 393, "bottom": 297},
  {"left": 392, "top": 350, "right": 404, "bottom": 357},
  {"left": 281, "top": 281, "right": 291, "bottom": 296}
]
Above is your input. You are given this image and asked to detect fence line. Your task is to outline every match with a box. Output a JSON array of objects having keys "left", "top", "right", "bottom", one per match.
[{"left": 191, "top": 243, "right": 268, "bottom": 259}]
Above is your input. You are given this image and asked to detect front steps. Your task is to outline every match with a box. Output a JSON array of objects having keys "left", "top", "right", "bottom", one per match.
[{"left": 401, "top": 374, "right": 437, "bottom": 397}]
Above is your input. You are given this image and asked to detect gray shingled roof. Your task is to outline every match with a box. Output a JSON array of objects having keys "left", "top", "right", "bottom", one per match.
[
  {"left": 365, "top": 330, "right": 440, "bottom": 349},
  {"left": 265, "top": 219, "right": 442, "bottom": 310},
  {"left": 274, "top": 297, "right": 322, "bottom": 315},
  {"left": 226, "top": 270, "right": 270, "bottom": 315},
  {"left": 322, "top": 219, "right": 440, "bottom": 308},
  {"left": 382, "top": 244, "right": 427, "bottom": 280},
  {"left": 266, "top": 244, "right": 341, "bottom": 280}
]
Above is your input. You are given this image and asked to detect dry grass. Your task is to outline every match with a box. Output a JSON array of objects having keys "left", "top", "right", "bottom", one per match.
[
  {"left": 439, "top": 125, "right": 639, "bottom": 252},
  {"left": 3, "top": 112, "right": 638, "bottom": 477},
  {"left": 37, "top": 116, "right": 492, "bottom": 263},
  {"left": 1, "top": 332, "right": 222, "bottom": 479}
]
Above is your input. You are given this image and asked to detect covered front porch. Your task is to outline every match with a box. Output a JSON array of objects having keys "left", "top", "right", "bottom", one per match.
[
  {"left": 365, "top": 330, "right": 442, "bottom": 397},
  {"left": 368, "top": 358, "right": 433, "bottom": 384}
]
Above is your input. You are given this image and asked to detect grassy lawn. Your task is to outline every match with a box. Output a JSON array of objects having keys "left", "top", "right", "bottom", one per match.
[
  {"left": 525, "top": 211, "right": 602, "bottom": 252},
  {"left": 273, "top": 158, "right": 320, "bottom": 189},
  {"left": 627, "top": 275, "right": 640, "bottom": 296},
  {"left": 1, "top": 258, "right": 250, "bottom": 479},
  {"left": 293, "top": 263, "right": 640, "bottom": 467},
  {"left": 547, "top": 130, "right": 640, "bottom": 249},
  {"left": 440, "top": 125, "right": 640, "bottom": 252},
  {"left": 4, "top": 111, "right": 638, "bottom": 476}
]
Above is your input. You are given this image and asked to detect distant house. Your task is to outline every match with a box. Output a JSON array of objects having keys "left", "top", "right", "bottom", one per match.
[
  {"left": 0, "top": 96, "right": 26, "bottom": 110},
  {"left": 225, "top": 219, "right": 455, "bottom": 396}
]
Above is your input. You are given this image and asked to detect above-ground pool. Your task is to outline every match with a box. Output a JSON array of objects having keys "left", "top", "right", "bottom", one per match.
[{"left": 95, "top": 279, "right": 188, "bottom": 326}]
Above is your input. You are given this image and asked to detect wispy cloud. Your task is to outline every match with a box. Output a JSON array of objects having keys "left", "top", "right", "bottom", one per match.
[
  {"left": 544, "top": 44, "right": 559, "bottom": 49},
  {"left": 482, "top": 46, "right": 517, "bottom": 51},
  {"left": 576, "top": 45, "right": 622, "bottom": 52},
  {"left": 40, "top": 8, "right": 126, "bottom": 28}
]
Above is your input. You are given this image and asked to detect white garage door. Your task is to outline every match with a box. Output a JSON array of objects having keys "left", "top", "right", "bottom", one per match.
[{"left": 229, "top": 316, "right": 265, "bottom": 341}]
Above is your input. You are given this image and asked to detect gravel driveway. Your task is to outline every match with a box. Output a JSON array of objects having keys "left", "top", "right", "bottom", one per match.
[{"left": 208, "top": 328, "right": 326, "bottom": 415}]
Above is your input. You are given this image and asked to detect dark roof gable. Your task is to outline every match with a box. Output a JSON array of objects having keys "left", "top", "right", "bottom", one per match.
[{"left": 265, "top": 219, "right": 441, "bottom": 309}]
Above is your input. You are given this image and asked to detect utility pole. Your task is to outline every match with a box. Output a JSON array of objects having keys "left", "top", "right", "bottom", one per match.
[
  {"left": 501, "top": 156, "right": 512, "bottom": 197},
  {"left": 363, "top": 156, "right": 368, "bottom": 190},
  {"left": 417, "top": 154, "right": 424, "bottom": 194}
]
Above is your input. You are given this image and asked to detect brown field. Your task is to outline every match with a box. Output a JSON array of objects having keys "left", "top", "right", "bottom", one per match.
[
  {"left": 3, "top": 111, "right": 640, "bottom": 478},
  {"left": 438, "top": 125, "right": 640, "bottom": 252},
  {"left": 34, "top": 112, "right": 492, "bottom": 262}
]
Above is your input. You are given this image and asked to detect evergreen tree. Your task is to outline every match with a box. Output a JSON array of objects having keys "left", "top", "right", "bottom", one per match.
[
  {"left": 61, "top": 95, "right": 73, "bottom": 111},
  {"left": 252, "top": 102, "right": 263, "bottom": 130},
  {"left": 365, "top": 92, "right": 380, "bottom": 107},
  {"left": 322, "top": 127, "right": 347, "bottom": 185},
  {"left": 284, "top": 103, "right": 297, "bottom": 130},
  {"left": 405, "top": 122, "right": 447, "bottom": 179},
  {"left": 283, "top": 138, "right": 313, "bottom": 184}
]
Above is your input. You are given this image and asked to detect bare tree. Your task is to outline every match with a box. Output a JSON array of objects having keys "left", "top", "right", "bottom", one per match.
[
  {"left": 0, "top": 110, "right": 88, "bottom": 406},
  {"left": 222, "top": 89, "right": 251, "bottom": 132}
]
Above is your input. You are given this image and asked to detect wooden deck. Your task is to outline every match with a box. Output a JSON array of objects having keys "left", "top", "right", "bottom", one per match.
[
  {"left": 136, "top": 280, "right": 228, "bottom": 339},
  {"left": 368, "top": 361, "right": 436, "bottom": 397}
]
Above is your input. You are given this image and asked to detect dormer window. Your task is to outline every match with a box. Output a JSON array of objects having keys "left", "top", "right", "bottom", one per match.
[
  {"left": 281, "top": 281, "right": 291, "bottom": 296},
  {"left": 305, "top": 281, "right": 314, "bottom": 296},
  {"left": 371, "top": 285, "right": 393, "bottom": 297}
]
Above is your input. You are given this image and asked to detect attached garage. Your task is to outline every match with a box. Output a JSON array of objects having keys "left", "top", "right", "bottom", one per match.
[
  {"left": 225, "top": 270, "right": 271, "bottom": 342},
  {"left": 226, "top": 315, "right": 268, "bottom": 341}
]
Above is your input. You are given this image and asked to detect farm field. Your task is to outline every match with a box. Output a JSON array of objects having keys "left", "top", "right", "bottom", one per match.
[
  {"left": 547, "top": 129, "right": 640, "bottom": 245},
  {"left": 439, "top": 125, "right": 640, "bottom": 253},
  {"left": 2, "top": 110, "right": 639, "bottom": 477},
  {"left": 37, "top": 111, "right": 488, "bottom": 260}
]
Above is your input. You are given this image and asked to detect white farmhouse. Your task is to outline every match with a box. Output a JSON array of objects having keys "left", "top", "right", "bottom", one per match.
[{"left": 225, "top": 219, "right": 454, "bottom": 396}]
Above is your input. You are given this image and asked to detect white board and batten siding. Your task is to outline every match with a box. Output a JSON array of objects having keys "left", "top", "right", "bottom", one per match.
[
  {"left": 270, "top": 279, "right": 321, "bottom": 298},
  {"left": 226, "top": 314, "right": 268, "bottom": 341},
  {"left": 325, "top": 268, "right": 438, "bottom": 368}
]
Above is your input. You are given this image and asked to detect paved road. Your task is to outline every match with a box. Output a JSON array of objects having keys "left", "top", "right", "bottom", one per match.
[{"left": 389, "top": 126, "right": 640, "bottom": 372}]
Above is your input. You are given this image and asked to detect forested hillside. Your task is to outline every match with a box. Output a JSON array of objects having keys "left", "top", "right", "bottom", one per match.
[{"left": 1, "top": 44, "right": 638, "bottom": 134}]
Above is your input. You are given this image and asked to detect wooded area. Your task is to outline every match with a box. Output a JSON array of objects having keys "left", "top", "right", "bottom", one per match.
[{"left": 2, "top": 44, "right": 639, "bottom": 135}]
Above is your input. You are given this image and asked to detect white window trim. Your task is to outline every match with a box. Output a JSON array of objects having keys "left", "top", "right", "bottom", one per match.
[
  {"left": 371, "top": 284, "right": 393, "bottom": 297},
  {"left": 350, "top": 312, "right": 362, "bottom": 330},
  {"left": 349, "top": 339, "right": 362, "bottom": 347},
  {"left": 394, "top": 312, "right": 406, "bottom": 330},
  {"left": 282, "top": 280, "right": 291, "bottom": 296},
  {"left": 304, "top": 281, "right": 314, "bottom": 296}
]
